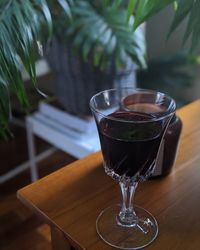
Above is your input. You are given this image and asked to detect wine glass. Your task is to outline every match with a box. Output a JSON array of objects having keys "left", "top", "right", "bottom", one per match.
[{"left": 90, "top": 88, "right": 176, "bottom": 249}]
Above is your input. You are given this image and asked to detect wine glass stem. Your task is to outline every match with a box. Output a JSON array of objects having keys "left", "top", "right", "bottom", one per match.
[{"left": 117, "top": 181, "right": 138, "bottom": 227}]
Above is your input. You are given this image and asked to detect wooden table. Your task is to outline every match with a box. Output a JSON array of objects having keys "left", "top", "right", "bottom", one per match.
[{"left": 17, "top": 100, "right": 200, "bottom": 250}]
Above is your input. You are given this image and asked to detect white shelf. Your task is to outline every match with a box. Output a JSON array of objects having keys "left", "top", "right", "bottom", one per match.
[
  {"left": 26, "top": 112, "right": 100, "bottom": 181},
  {"left": 27, "top": 113, "right": 100, "bottom": 158}
]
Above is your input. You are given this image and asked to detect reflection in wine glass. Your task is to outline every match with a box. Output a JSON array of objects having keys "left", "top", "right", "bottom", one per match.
[{"left": 90, "top": 88, "right": 176, "bottom": 249}]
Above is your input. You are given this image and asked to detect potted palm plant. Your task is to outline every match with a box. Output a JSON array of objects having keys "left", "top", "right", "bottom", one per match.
[
  {"left": 0, "top": 0, "right": 199, "bottom": 139},
  {"left": 0, "top": 0, "right": 146, "bottom": 139},
  {"left": 45, "top": 0, "right": 146, "bottom": 116}
]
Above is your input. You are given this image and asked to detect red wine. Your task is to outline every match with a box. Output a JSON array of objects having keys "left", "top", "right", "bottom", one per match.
[{"left": 98, "top": 111, "right": 163, "bottom": 178}]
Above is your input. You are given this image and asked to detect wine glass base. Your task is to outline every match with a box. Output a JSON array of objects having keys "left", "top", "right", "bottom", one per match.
[{"left": 96, "top": 204, "right": 158, "bottom": 250}]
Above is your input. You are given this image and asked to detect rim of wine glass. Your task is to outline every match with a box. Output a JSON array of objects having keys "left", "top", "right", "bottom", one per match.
[{"left": 90, "top": 87, "right": 176, "bottom": 123}]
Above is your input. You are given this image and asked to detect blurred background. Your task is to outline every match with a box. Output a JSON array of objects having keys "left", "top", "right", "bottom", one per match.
[{"left": 145, "top": 6, "right": 200, "bottom": 104}]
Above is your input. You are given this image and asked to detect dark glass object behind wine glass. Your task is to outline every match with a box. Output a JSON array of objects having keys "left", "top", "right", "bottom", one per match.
[
  {"left": 152, "top": 114, "right": 182, "bottom": 177},
  {"left": 90, "top": 88, "right": 176, "bottom": 249}
]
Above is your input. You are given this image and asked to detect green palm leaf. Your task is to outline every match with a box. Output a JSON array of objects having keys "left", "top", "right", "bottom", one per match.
[
  {"left": 168, "top": 0, "right": 193, "bottom": 38},
  {"left": 133, "top": 0, "right": 175, "bottom": 30},
  {"left": 0, "top": 0, "right": 51, "bottom": 138},
  {"left": 0, "top": 76, "right": 11, "bottom": 139},
  {"left": 66, "top": 1, "right": 146, "bottom": 69},
  {"left": 127, "top": 0, "right": 137, "bottom": 23},
  {"left": 167, "top": 0, "right": 200, "bottom": 52},
  {"left": 133, "top": 0, "right": 200, "bottom": 52},
  {"left": 183, "top": 0, "right": 200, "bottom": 51}
]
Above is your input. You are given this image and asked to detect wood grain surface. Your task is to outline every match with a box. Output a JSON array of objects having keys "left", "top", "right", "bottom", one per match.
[{"left": 17, "top": 100, "right": 200, "bottom": 250}]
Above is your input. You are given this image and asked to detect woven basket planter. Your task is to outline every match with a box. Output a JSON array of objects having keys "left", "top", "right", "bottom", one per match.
[{"left": 46, "top": 39, "right": 136, "bottom": 117}]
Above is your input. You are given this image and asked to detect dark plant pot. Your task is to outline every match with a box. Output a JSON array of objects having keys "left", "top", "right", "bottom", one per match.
[{"left": 45, "top": 38, "right": 136, "bottom": 117}]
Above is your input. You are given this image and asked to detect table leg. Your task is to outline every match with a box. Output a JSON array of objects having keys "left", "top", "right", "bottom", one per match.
[{"left": 51, "top": 225, "right": 72, "bottom": 250}]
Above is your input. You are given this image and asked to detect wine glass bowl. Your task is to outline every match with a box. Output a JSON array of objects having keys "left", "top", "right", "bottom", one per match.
[{"left": 90, "top": 88, "right": 176, "bottom": 249}]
